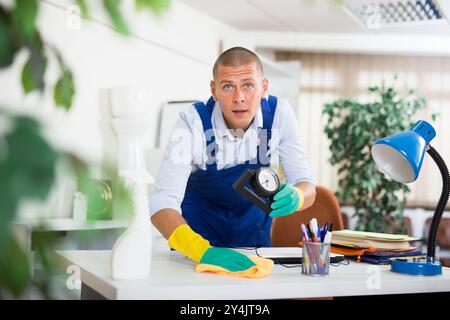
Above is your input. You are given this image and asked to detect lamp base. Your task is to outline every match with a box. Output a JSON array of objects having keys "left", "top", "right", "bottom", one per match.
[{"left": 391, "top": 259, "right": 442, "bottom": 276}]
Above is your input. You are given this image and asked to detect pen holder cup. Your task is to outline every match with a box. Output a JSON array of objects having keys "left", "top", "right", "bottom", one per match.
[{"left": 301, "top": 242, "right": 331, "bottom": 277}]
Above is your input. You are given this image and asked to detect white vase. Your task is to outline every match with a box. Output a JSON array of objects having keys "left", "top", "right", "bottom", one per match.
[{"left": 109, "top": 86, "right": 149, "bottom": 118}]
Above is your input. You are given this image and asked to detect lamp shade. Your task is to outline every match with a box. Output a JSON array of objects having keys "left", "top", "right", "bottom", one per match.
[
  {"left": 371, "top": 120, "right": 436, "bottom": 183},
  {"left": 370, "top": 119, "right": 446, "bottom": 276}
]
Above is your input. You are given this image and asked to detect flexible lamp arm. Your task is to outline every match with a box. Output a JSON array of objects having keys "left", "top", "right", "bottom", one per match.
[{"left": 426, "top": 145, "right": 450, "bottom": 262}]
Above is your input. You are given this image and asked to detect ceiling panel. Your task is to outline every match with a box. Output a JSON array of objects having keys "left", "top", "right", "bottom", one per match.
[
  {"left": 181, "top": 0, "right": 450, "bottom": 35},
  {"left": 180, "top": 0, "right": 290, "bottom": 31},
  {"left": 247, "top": 0, "right": 361, "bottom": 32}
]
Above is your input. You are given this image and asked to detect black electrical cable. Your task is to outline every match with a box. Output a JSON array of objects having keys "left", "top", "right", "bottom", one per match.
[{"left": 426, "top": 145, "right": 450, "bottom": 262}]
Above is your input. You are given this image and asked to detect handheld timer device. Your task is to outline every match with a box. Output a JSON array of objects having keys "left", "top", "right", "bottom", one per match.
[{"left": 232, "top": 167, "right": 280, "bottom": 214}]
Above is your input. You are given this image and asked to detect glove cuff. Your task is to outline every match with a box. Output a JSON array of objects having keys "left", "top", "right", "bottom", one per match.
[
  {"left": 167, "top": 224, "right": 212, "bottom": 263},
  {"left": 295, "top": 187, "right": 305, "bottom": 211}
]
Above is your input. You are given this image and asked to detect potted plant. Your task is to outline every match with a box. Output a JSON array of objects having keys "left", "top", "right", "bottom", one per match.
[{"left": 323, "top": 79, "right": 433, "bottom": 233}]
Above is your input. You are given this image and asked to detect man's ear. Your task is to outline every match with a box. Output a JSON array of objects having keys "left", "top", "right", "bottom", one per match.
[
  {"left": 210, "top": 80, "right": 217, "bottom": 100},
  {"left": 262, "top": 78, "right": 269, "bottom": 97}
]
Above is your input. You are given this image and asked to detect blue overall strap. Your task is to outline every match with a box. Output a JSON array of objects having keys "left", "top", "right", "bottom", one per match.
[
  {"left": 257, "top": 95, "right": 277, "bottom": 164},
  {"left": 193, "top": 96, "right": 217, "bottom": 170},
  {"left": 262, "top": 95, "right": 277, "bottom": 139}
]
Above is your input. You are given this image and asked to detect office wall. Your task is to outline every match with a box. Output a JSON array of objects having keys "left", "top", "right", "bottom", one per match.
[
  {"left": 0, "top": 0, "right": 235, "bottom": 219},
  {"left": 276, "top": 51, "right": 450, "bottom": 209}
]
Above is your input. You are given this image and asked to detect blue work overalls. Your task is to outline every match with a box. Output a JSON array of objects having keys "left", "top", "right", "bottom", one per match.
[{"left": 180, "top": 95, "right": 278, "bottom": 248}]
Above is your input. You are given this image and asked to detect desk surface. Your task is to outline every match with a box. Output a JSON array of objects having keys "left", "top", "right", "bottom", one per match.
[{"left": 55, "top": 236, "right": 450, "bottom": 300}]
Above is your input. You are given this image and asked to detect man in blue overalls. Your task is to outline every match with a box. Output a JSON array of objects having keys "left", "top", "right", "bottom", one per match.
[{"left": 150, "top": 47, "right": 316, "bottom": 274}]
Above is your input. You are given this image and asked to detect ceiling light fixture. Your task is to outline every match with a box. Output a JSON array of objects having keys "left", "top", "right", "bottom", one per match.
[{"left": 343, "top": 0, "right": 447, "bottom": 30}]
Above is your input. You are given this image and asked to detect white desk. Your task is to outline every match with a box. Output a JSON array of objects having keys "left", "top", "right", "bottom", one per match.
[{"left": 55, "top": 235, "right": 450, "bottom": 300}]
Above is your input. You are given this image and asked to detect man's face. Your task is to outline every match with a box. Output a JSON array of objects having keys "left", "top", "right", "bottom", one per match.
[{"left": 210, "top": 63, "right": 268, "bottom": 131}]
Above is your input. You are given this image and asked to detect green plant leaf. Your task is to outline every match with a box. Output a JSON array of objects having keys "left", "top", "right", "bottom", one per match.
[
  {"left": 431, "top": 112, "right": 439, "bottom": 121},
  {"left": 0, "top": 115, "right": 58, "bottom": 239},
  {"left": 53, "top": 69, "right": 75, "bottom": 110},
  {"left": 103, "top": 0, "right": 130, "bottom": 35},
  {"left": 0, "top": 232, "right": 31, "bottom": 297},
  {"left": 20, "top": 33, "right": 47, "bottom": 93},
  {"left": 12, "top": 0, "right": 38, "bottom": 41},
  {"left": 0, "top": 7, "right": 18, "bottom": 68},
  {"left": 21, "top": 53, "right": 47, "bottom": 93},
  {"left": 75, "top": 0, "right": 89, "bottom": 17},
  {"left": 2, "top": 116, "right": 58, "bottom": 200},
  {"left": 0, "top": 113, "right": 59, "bottom": 297},
  {"left": 135, "top": 0, "right": 171, "bottom": 13}
]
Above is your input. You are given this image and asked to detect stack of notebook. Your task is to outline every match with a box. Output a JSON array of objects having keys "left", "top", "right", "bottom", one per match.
[{"left": 331, "top": 229, "right": 425, "bottom": 264}]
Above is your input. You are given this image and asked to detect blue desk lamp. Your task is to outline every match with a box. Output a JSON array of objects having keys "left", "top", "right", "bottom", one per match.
[{"left": 371, "top": 120, "right": 449, "bottom": 276}]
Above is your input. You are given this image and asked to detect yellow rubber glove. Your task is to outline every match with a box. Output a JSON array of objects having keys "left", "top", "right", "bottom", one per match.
[
  {"left": 167, "top": 224, "right": 256, "bottom": 269},
  {"left": 167, "top": 224, "right": 212, "bottom": 263}
]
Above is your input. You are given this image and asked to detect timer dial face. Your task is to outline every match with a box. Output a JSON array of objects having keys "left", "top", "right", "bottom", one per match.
[{"left": 254, "top": 168, "right": 279, "bottom": 196}]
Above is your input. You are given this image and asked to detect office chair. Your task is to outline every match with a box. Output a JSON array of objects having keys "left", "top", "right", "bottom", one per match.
[
  {"left": 271, "top": 186, "right": 345, "bottom": 247},
  {"left": 425, "top": 217, "right": 450, "bottom": 267}
]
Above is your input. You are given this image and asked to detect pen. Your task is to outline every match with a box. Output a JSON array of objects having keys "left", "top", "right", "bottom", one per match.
[
  {"left": 301, "top": 224, "right": 310, "bottom": 242},
  {"left": 323, "top": 231, "right": 332, "bottom": 244},
  {"left": 321, "top": 223, "right": 329, "bottom": 242},
  {"left": 307, "top": 225, "right": 314, "bottom": 241},
  {"left": 309, "top": 219, "right": 321, "bottom": 272},
  {"left": 309, "top": 218, "right": 319, "bottom": 242},
  {"left": 301, "top": 224, "right": 316, "bottom": 272}
]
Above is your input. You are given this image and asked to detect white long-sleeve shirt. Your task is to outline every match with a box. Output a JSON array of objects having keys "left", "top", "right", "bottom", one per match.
[{"left": 149, "top": 97, "right": 315, "bottom": 216}]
